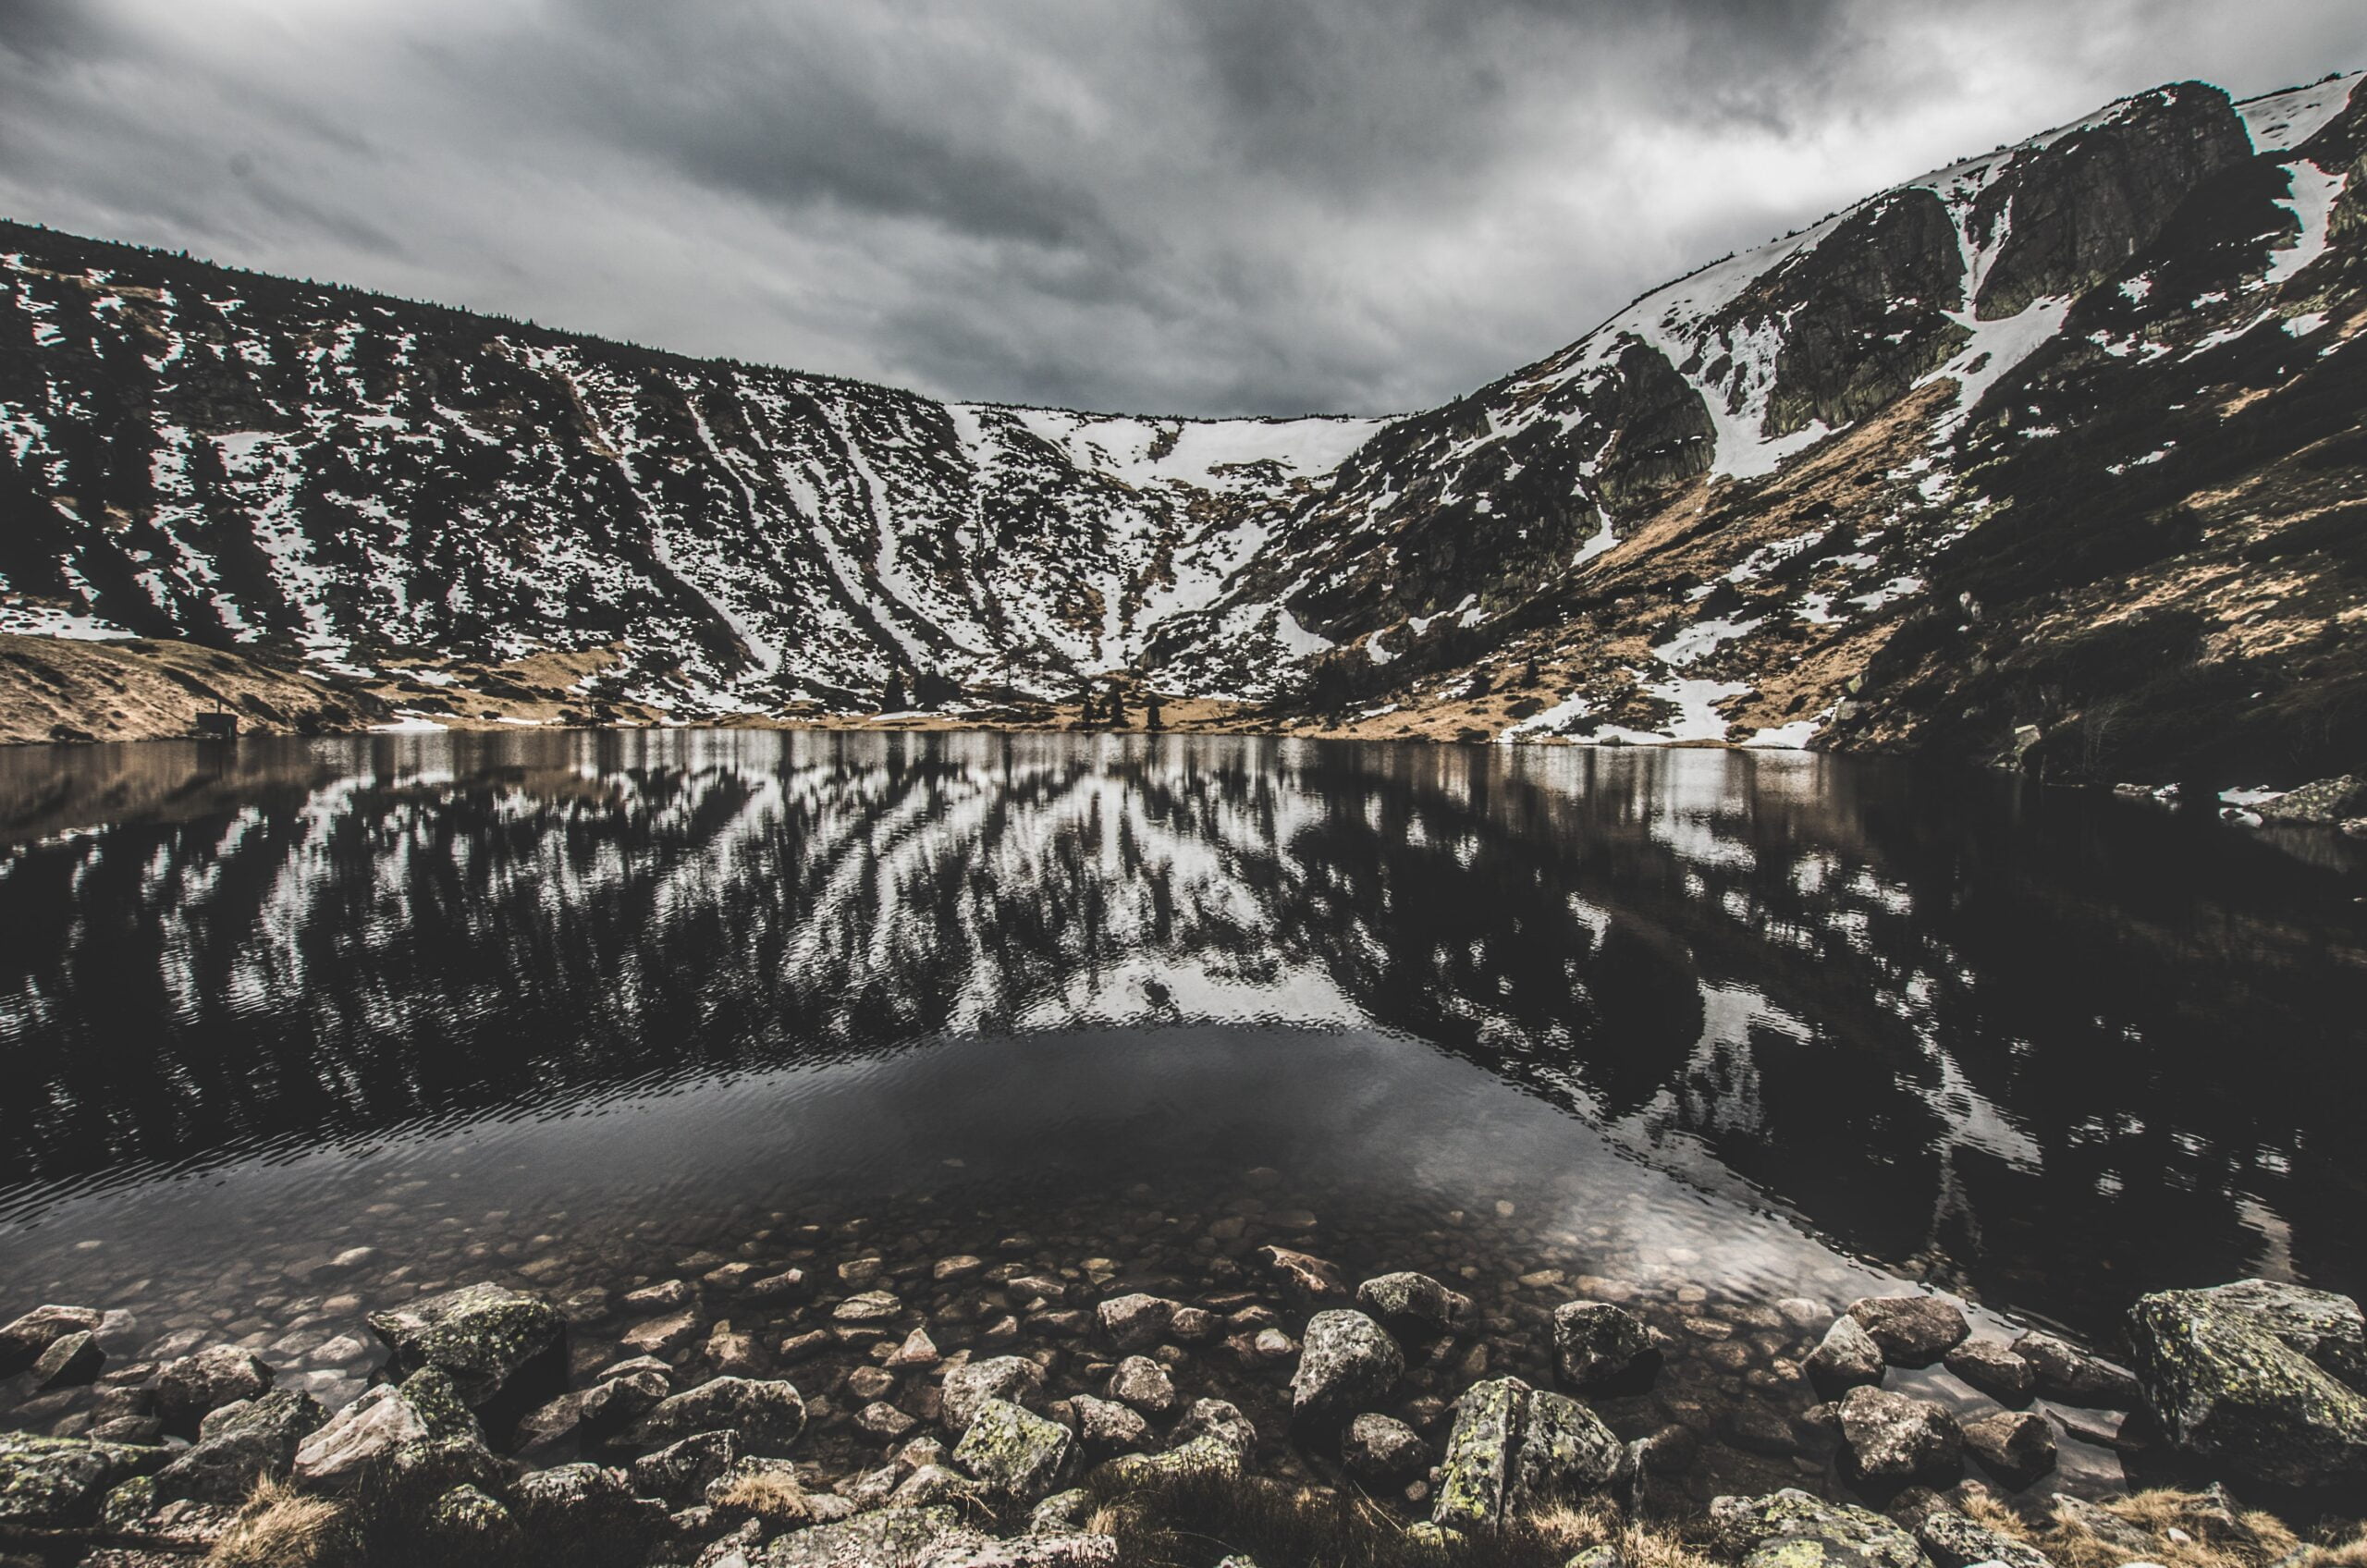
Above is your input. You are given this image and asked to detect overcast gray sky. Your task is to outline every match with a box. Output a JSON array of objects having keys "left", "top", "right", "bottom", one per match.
[{"left": 0, "top": 0, "right": 2357, "bottom": 417}]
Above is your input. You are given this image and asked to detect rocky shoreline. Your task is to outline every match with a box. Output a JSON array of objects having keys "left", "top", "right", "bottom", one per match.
[{"left": 3, "top": 1233, "right": 2361, "bottom": 1568}]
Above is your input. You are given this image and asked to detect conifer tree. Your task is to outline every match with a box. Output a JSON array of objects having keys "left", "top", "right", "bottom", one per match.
[
  {"left": 883, "top": 668, "right": 909, "bottom": 713},
  {"left": 1105, "top": 680, "right": 1129, "bottom": 727}
]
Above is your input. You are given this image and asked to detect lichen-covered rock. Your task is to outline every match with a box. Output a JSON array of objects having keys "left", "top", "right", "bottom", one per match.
[
  {"left": 512, "top": 1461, "right": 668, "bottom": 1537},
  {"left": 2010, "top": 1333, "right": 2141, "bottom": 1408},
  {"left": 1846, "top": 1296, "right": 1969, "bottom": 1367},
  {"left": 1289, "top": 1309, "right": 1404, "bottom": 1427},
  {"left": 943, "top": 1355, "right": 1047, "bottom": 1433},
  {"left": 1805, "top": 1317, "right": 1885, "bottom": 1390},
  {"left": 425, "top": 1483, "right": 521, "bottom": 1552},
  {"left": 1963, "top": 1409, "right": 2055, "bottom": 1483},
  {"left": 1942, "top": 1340, "right": 2033, "bottom": 1403},
  {"left": 762, "top": 1505, "right": 970, "bottom": 1567},
  {"left": 0, "top": 1432, "right": 121, "bottom": 1529},
  {"left": 581, "top": 1366, "right": 672, "bottom": 1434},
  {"left": 2127, "top": 1279, "right": 2367, "bottom": 1488},
  {"left": 1916, "top": 1508, "right": 2051, "bottom": 1568},
  {"left": 0, "top": 1304, "right": 104, "bottom": 1376},
  {"left": 1836, "top": 1387, "right": 1962, "bottom": 1482},
  {"left": 153, "top": 1344, "right": 275, "bottom": 1435},
  {"left": 154, "top": 1389, "right": 326, "bottom": 1503},
  {"left": 1709, "top": 1488, "right": 1932, "bottom": 1568},
  {"left": 1090, "top": 1399, "right": 1254, "bottom": 1488},
  {"left": 632, "top": 1431, "right": 743, "bottom": 1505},
  {"left": 631, "top": 1377, "right": 808, "bottom": 1456},
  {"left": 292, "top": 1368, "right": 489, "bottom": 1492},
  {"left": 366, "top": 1281, "right": 565, "bottom": 1410},
  {"left": 1343, "top": 1413, "right": 1429, "bottom": 1482},
  {"left": 1355, "top": 1272, "right": 1473, "bottom": 1338},
  {"left": 1107, "top": 1354, "right": 1176, "bottom": 1415},
  {"left": 915, "top": 1534, "right": 1120, "bottom": 1567},
  {"left": 953, "top": 1398, "right": 1073, "bottom": 1504},
  {"left": 1030, "top": 1488, "right": 1096, "bottom": 1534},
  {"left": 1551, "top": 1301, "right": 1660, "bottom": 1390},
  {"left": 1432, "top": 1377, "right": 1627, "bottom": 1531},
  {"left": 1096, "top": 1293, "right": 1176, "bottom": 1353},
  {"left": 2255, "top": 775, "right": 2367, "bottom": 825}
]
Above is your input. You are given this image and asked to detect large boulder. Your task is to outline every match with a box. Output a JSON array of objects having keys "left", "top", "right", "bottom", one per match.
[
  {"left": 153, "top": 1345, "right": 275, "bottom": 1435},
  {"left": 1917, "top": 1509, "right": 2051, "bottom": 1568},
  {"left": 943, "top": 1356, "right": 1046, "bottom": 1433},
  {"left": 1709, "top": 1488, "right": 1932, "bottom": 1568},
  {"left": 1290, "top": 1310, "right": 1404, "bottom": 1427},
  {"left": 952, "top": 1398, "right": 1073, "bottom": 1504},
  {"left": 630, "top": 1377, "right": 808, "bottom": 1456},
  {"left": 366, "top": 1281, "right": 565, "bottom": 1411},
  {"left": 293, "top": 1369, "right": 492, "bottom": 1492},
  {"left": 2256, "top": 775, "right": 2367, "bottom": 824},
  {"left": 1846, "top": 1296, "right": 1969, "bottom": 1367},
  {"left": 510, "top": 1461, "right": 668, "bottom": 1537},
  {"left": 31, "top": 1329, "right": 104, "bottom": 1390},
  {"left": 1355, "top": 1272, "right": 1473, "bottom": 1338},
  {"left": 1432, "top": 1377, "right": 1628, "bottom": 1532},
  {"left": 0, "top": 1305, "right": 104, "bottom": 1376},
  {"left": 1551, "top": 1301, "right": 1660, "bottom": 1390},
  {"left": 2127, "top": 1279, "right": 2367, "bottom": 1488},
  {"left": 153, "top": 1389, "right": 326, "bottom": 1503},
  {"left": 1836, "top": 1387, "right": 1963, "bottom": 1483},
  {"left": 762, "top": 1505, "right": 972, "bottom": 1567}
]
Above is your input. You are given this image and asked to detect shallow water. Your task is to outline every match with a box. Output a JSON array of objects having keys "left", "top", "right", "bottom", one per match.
[{"left": 1, "top": 729, "right": 2361, "bottom": 1502}]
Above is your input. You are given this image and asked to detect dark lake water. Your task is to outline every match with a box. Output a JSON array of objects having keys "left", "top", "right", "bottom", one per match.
[{"left": 1, "top": 729, "right": 2361, "bottom": 1504}]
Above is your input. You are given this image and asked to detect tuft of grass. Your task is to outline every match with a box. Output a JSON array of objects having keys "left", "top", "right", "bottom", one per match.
[
  {"left": 1960, "top": 1486, "right": 2367, "bottom": 1568},
  {"left": 207, "top": 1477, "right": 346, "bottom": 1568},
  {"left": 715, "top": 1468, "right": 813, "bottom": 1524}
]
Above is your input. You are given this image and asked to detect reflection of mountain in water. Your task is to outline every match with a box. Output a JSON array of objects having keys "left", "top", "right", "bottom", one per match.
[{"left": 1, "top": 731, "right": 2361, "bottom": 1337}]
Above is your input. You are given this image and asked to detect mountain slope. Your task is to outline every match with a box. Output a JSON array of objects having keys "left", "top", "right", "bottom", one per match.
[{"left": 2, "top": 69, "right": 2363, "bottom": 782}]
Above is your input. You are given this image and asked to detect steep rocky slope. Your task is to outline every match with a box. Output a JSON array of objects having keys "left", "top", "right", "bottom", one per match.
[{"left": 2, "top": 71, "right": 2362, "bottom": 782}]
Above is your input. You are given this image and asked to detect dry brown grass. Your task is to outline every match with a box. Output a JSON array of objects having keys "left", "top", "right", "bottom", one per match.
[
  {"left": 206, "top": 1476, "right": 346, "bottom": 1568},
  {"left": 1958, "top": 1486, "right": 2367, "bottom": 1568},
  {"left": 715, "top": 1466, "right": 813, "bottom": 1524}
]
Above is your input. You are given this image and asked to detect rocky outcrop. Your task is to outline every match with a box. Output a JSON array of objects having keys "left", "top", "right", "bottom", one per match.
[
  {"left": 0, "top": 1432, "right": 159, "bottom": 1530},
  {"left": 153, "top": 1389, "right": 326, "bottom": 1503},
  {"left": 2126, "top": 1278, "right": 2367, "bottom": 1488},
  {"left": 293, "top": 1368, "right": 494, "bottom": 1492},
  {"left": 1710, "top": 1488, "right": 1931, "bottom": 1568},
  {"left": 2255, "top": 776, "right": 2367, "bottom": 824}
]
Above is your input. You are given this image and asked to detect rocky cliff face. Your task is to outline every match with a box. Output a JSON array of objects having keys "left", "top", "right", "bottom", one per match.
[{"left": 2, "top": 71, "right": 2362, "bottom": 783}]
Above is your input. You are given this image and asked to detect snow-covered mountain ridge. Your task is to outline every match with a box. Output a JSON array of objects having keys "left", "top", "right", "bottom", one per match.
[{"left": 3, "top": 69, "right": 2363, "bottom": 782}]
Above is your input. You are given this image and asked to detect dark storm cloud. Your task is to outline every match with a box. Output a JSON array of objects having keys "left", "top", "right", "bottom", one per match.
[{"left": 0, "top": 0, "right": 2357, "bottom": 415}]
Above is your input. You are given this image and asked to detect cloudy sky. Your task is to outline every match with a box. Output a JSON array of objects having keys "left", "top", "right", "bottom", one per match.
[{"left": 0, "top": 0, "right": 2356, "bottom": 417}]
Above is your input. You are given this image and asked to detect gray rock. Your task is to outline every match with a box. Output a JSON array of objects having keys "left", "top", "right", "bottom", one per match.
[
  {"left": 1106, "top": 1354, "right": 1176, "bottom": 1415},
  {"left": 1963, "top": 1409, "right": 2055, "bottom": 1482},
  {"left": 1256, "top": 1245, "right": 1348, "bottom": 1307},
  {"left": 633, "top": 1431, "right": 742, "bottom": 1505},
  {"left": 2007, "top": 1333, "right": 2140, "bottom": 1409},
  {"left": 1432, "top": 1377, "right": 1627, "bottom": 1531},
  {"left": 1071, "top": 1394, "right": 1149, "bottom": 1457},
  {"left": 154, "top": 1344, "right": 275, "bottom": 1435},
  {"left": 1916, "top": 1508, "right": 2051, "bottom": 1568},
  {"left": 1846, "top": 1296, "right": 1970, "bottom": 1367},
  {"left": 1708, "top": 1488, "right": 1931, "bottom": 1568},
  {"left": 425, "top": 1482, "right": 521, "bottom": 1552},
  {"left": 154, "top": 1389, "right": 326, "bottom": 1503},
  {"left": 1090, "top": 1398, "right": 1255, "bottom": 1488},
  {"left": 1943, "top": 1340, "right": 2033, "bottom": 1403},
  {"left": 1355, "top": 1272, "right": 1474, "bottom": 1337},
  {"left": 2047, "top": 1493, "right": 2152, "bottom": 1555},
  {"left": 1836, "top": 1386, "right": 1963, "bottom": 1482},
  {"left": 1030, "top": 1488, "right": 1096, "bottom": 1534},
  {"left": 1551, "top": 1302, "right": 1660, "bottom": 1390},
  {"left": 292, "top": 1367, "right": 489, "bottom": 1492},
  {"left": 943, "top": 1355, "right": 1047, "bottom": 1433},
  {"left": 512, "top": 1461, "right": 668, "bottom": 1537},
  {"left": 1096, "top": 1294, "right": 1175, "bottom": 1353},
  {"left": 0, "top": 1305, "right": 104, "bottom": 1376},
  {"left": 761, "top": 1505, "right": 970, "bottom": 1567},
  {"left": 952, "top": 1398, "right": 1073, "bottom": 1504},
  {"left": 916, "top": 1535, "right": 1120, "bottom": 1566},
  {"left": 1289, "top": 1309, "right": 1404, "bottom": 1427},
  {"left": 623, "top": 1307, "right": 705, "bottom": 1358},
  {"left": 0, "top": 1432, "right": 140, "bottom": 1529},
  {"left": 2127, "top": 1278, "right": 2367, "bottom": 1487},
  {"left": 1805, "top": 1317, "right": 1886, "bottom": 1390},
  {"left": 892, "top": 1463, "right": 979, "bottom": 1508},
  {"left": 366, "top": 1281, "right": 565, "bottom": 1410},
  {"left": 1343, "top": 1413, "right": 1428, "bottom": 1482},
  {"left": 631, "top": 1377, "right": 808, "bottom": 1456},
  {"left": 582, "top": 1366, "right": 672, "bottom": 1434},
  {"left": 31, "top": 1329, "right": 104, "bottom": 1390}
]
